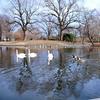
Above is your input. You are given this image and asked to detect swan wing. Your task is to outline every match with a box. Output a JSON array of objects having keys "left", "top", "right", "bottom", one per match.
[
  {"left": 29, "top": 53, "right": 37, "bottom": 58},
  {"left": 17, "top": 53, "right": 26, "bottom": 58},
  {"left": 48, "top": 54, "right": 53, "bottom": 60}
]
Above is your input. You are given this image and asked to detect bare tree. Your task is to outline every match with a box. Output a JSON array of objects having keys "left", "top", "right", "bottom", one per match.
[
  {"left": 92, "top": 12, "right": 100, "bottom": 43},
  {"left": 44, "top": 0, "right": 79, "bottom": 40},
  {"left": 0, "top": 17, "right": 2, "bottom": 41},
  {"left": 79, "top": 9, "right": 97, "bottom": 46},
  {"left": 0, "top": 25, "right": 2, "bottom": 41},
  {"left": 38, "top": 15, "right": 56, "bottom": 39},
  {"left": 10, "top": 0, "right": 39, "bottom": 40},
  {"left": 0, "top": 15, "right": 3, "bottom": 41},
  {"left": 0, "top": 15, "right": 11, "bottom": 41}
]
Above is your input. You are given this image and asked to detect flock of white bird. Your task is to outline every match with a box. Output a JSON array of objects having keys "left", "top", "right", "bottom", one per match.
[
  {"left": 16, "top": 49, "right": 37, "bottom": 58},
  {"left": 16, "top": 49, "right": 54, "bottom": 65},
  {"left": 16, "top": 48, "right": 85, "bottom": 65}
]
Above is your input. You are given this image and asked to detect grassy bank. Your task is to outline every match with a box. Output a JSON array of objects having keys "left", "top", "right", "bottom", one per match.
[{"left": 0, "top": 40, "right": 91, "bottom": 48}]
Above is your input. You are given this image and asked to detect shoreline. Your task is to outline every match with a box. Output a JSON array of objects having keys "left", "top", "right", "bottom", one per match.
[{"left": 0, "top": 40, "right": 96, "bottom": 48}]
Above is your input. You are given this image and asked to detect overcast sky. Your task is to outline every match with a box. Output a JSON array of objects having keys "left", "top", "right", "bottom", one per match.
[
  {"left": 0, "top": 0, "right": 10, "bottom": 14},
  {"left": 84, "top": 0, "right": 100, "bottom": 9},
  {"left": 0, "top": 0, "right": 100, "bottom": 14}
]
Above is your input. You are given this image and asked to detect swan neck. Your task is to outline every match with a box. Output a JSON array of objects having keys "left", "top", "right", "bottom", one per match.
[
  {"left": 28, "top": 49, "right": 30, "bottom": 54},
  {"left": 48, "top": 50, "right": 50, "bottom": 54},
  {"left": 16, "top": 49, "right": 18, "bottom": 55}
]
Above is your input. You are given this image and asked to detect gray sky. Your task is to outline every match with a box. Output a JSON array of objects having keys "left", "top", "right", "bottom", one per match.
[
  {"left": 0, "top": 0, "right": 10, "bottom": 14},
  {"left": 84, "top": 0, "right": 100, "bottom": 10},
  {"left": 0, "top": 0, "right": 100, "bottom": 14}
]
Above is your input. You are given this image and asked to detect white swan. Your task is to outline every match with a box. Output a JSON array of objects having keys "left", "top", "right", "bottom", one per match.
[
  {"left": 16, "top": 49, "right": 37, "bottom": 63},
  {"left": 16, "top": 49, "right": 26, "bottom": 58},
  {"left": 27, "top": 49, "right": 37, "bottom": 63},
  {"left": 16, "top": 49, "right": 26, "bottom": 62},
  {"left": 28, "top": 49, "right": 37, "bottom": 58},
  {"left": 48, "top": 50, "right": 53, "bottom": 65}
]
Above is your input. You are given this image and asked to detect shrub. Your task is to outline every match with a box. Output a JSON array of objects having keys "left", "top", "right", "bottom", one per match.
[{"left": 63, "top": 33, "right": 76, "bottom": 42}]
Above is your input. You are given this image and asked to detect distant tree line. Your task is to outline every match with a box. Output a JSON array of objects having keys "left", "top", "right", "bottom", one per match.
[
  {"left": 0, "top": 15, "right": 12, "bottom": 41},
  {"left": 0, "top": 0, "right": 100, "bottom": 45}
]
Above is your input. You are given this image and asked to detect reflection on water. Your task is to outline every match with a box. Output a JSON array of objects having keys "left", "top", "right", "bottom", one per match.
[
  {"left": 47, "top": 50, "right": 54, "bottom": 65},
  {"left": 0, "top": 47, "right": 15, "bottom": 68},
  {"left": 16, "top": 57, "right": 33, "bottom": 94},
  {"left": 0, "top": 47, "right": 100, "bottom": 100}
]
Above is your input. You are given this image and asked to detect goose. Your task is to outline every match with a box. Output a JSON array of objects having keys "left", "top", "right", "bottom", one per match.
[{"left": 48, "top": 50, "right": 53, "bottom": 65}]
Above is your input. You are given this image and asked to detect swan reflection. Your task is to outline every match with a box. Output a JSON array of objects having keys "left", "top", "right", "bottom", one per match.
[
  {"left": 48, "top": 50, "right": 53, "bottom": 65},
  {"left": 16, "top": 57, "right": 33, "bottom": 93}
]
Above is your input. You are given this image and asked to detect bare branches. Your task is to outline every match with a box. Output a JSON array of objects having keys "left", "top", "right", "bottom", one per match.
[
  {"left": 78, "top": 8, "right": 99, "bottom": 45},
  {"left": 10, "top": 0, "right": 39, "bottom": 40},
  {"left": 44, "top": 0, "right": 79, "bottom": 40}
]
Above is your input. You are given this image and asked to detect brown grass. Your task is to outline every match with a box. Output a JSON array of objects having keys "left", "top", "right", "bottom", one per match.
[{"left": 0, "top": 40, "right": 91, "bottom": 48}]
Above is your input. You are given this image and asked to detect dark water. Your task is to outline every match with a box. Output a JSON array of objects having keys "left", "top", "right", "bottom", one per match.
[{"left": 0, "top": 46, "right": 100, "bottom": 100}]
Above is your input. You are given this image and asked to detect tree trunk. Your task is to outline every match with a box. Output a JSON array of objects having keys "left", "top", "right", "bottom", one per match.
[
  {"left": 47, "top": 31, "right": 50, "bottom": 40},
  {"left": 59, "top": 29, "right": 63, "bottom": 41},
  {"left": 0, "top": 25, "right": 2, "bottom": 41},
  {"left": 47, "top": 36, "right": 49, "bottom": 40},
  {"left": 88, "top": 36, "right": 94, "bottom": 46},
  {"left": 87, "top": 32, "right": 94, "bottom": 46},
  {"left": 61, "top": 33, "right": 64, "bottom": 41},
  {"left": 82, "top": 36, "right": 85, "bottom": 44},
  {"left": 22, "top": 30, "right": 26, "bottom": 40},
  {"left": 23, "top": 32, "right": 26, "bottom": 40},
  {"left": 86, "top": 24, "right": 94, "bottom": 46}
]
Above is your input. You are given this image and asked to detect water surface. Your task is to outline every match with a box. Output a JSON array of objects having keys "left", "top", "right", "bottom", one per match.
[{"left": 0, "top": 46, "right": 100, "bottom": 100}]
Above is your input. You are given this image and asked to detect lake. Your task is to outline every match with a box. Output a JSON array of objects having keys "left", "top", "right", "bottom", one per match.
[{"left": 0, "top": 46, "right": 100, "bottom": 100}]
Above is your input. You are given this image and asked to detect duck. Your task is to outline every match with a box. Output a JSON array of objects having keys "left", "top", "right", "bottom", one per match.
[
  {"left": 78, "top": 58, "right": 85, "bottom": 63},
  {"left": 72, "top": 55, "right": 78, "bottom": 61},
  {"left": 48, "top": 50, "right": 53, "bottom": 65},
  {"left": 72, "top": 55, "right": 85, "bottom": 63}
]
